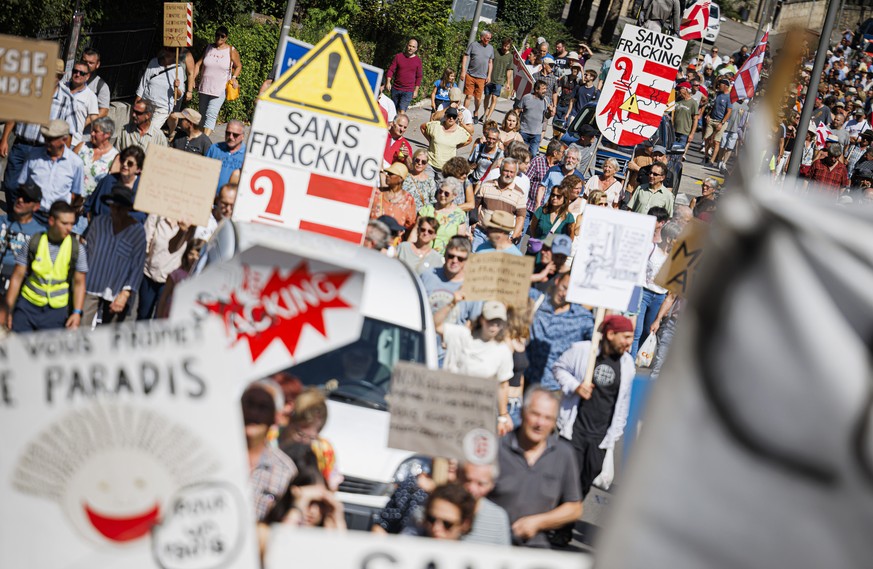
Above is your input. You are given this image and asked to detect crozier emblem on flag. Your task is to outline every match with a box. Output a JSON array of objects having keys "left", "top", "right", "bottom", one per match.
[
  {"left": 596, "top": 25, "right": 687, "bottom": 146},
  {"left": 679, "top": 0, "right": 710, "bottom": 41}
]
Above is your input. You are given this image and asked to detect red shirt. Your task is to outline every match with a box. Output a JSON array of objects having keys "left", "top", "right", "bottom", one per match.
[
  {"left": 386, "top": 53, "right": 423, "bottom": 92},
  {"left": 807, "top": 158, "right": 849, "bottom": 190},
  {"left": 383, "top": 135, "right": 412, "bottom": 166}
]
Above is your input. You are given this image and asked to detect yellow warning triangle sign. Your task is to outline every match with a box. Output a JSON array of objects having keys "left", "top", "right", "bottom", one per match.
[
  {"left": 264, "top": 28, "right": 386, "bottom": 127},
  {"left": 620, "top": 93, "right": 639, "bottom": 114}
]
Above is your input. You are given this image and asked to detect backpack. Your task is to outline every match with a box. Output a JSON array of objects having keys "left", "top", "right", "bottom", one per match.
[{"left": 27, "top": 232, "right": 79, "bottom": 285}]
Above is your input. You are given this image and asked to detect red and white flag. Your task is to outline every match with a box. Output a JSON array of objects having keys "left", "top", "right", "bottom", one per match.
[
  {"left": 730, "top": 31, "right": 768, "bottom": 103},
  {"left": 679, "top": 0, "right": 710, "bottom": 41},
  {"left": 511, "top": 47, "right": 535, "bottom": 100},
  {"left": 815, "top": 121, "right": 832, "bottom": 149}
]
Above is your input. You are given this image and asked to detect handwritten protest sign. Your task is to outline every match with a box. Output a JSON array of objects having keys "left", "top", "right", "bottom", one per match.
[
  {"left": 0, "top": 34, "right": 58, "bottom": 125},
  {"left": 387, "top": 363, "right": 498, "bottom": 465},
  {"left": 163, "top": 2, "right": 193, "bottom": 48},
  {"left": 0, "top": 319, "right": 259, "bottom": 569},
  {"left": 266, "top": 526, "right": 592, "bottom": 569},
  {"left": 134, "top": 145, "right": 221, "bottom": 227},
  {"left": 655, "top": 218, "right": 707, "bottom": 296},
  {"left": 568, "top": 206, "right": 655, "bottom": 310},
  {"left": 461, "top": 253, "right": 534, "bottom": 308}
]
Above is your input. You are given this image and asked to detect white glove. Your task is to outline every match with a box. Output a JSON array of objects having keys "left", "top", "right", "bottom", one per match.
[{"left": 592, "top": 447, "right": 615, "bottom": 491}]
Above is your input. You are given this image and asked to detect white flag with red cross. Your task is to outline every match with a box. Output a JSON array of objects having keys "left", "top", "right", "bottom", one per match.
[
  {"left": 511, "top": 47, "right": 535, "bottom": 101},
  {"left": 596, "top": 26, "right": 687, "bottom": 147},
  {"left": 679, "top": 0, "right": 710, "bottom": 41},
  {"left": 730, "top": 31, "right": 768, "bottom": 103}
]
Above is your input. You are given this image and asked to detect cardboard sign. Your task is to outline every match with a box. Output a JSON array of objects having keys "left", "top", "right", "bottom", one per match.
[
  {"left": 596, "top": 25, "right": 687, "bottom": 146},
  {"left": 655, "top": 218, "right": 707, "bottom": 296},
  {"left": 170, "top": 245, "right": 365, "bottom": 378},
  {"left": 461, "top": 252, "right": 534, "bottom": 308},
  {"left": 387, "top": 362, "right": 498, "bottom": 464},
  {"left": 163, "top": 2, "right": 193, "bottom": 48},
  {"left": 567, "top": 206, "right": 656, "bottom": 310},
  {"left": 0, "top": 34, "right": 59, "bottom": 125},
  {"left": 0, "top": 319, "right": 258, "bottom": 569},
  {"left": 278, "top": 36, "right": 383, "bottom": 96},
  {"left": 234, "top": 28, "right": 387, "bottom": 244},
  {"left": 266, "top": 526, "right": 592, "bottom": 569},
  {"left": 134, "top": 145, "right": 221, "bottom": 227}
]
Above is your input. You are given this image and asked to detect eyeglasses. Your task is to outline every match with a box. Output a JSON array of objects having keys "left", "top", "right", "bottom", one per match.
[
  {"left": 414, "top": 159, "right": 427, "bottom": 165},
  {"left": 436, "top": 190, "right": 452, "bottom": 196},
  {"left": 426, "top": 514, "right": 457, "bottom": 530},
  {"left": 71, "top": 69, "right": 88, "bottom": 76},
  {"left": 226, "top": 131, "right": 243, "bottom": 137},
  {"left": 419, "top": 227, "right": 436, "bottom": 235},
  {"left": 445, "top": 253, "right": 467, "bottom": 262},
  {"left": 650, "top": 172, "right": 665, "bottom": 177}
]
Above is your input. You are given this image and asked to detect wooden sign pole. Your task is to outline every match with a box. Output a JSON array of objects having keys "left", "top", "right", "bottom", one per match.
[
  {"left": 174, "top": 47, "right": 180, "bottom": 106},
  {"left": 582, "top": 306, "right": 606, "bottom": 385}
]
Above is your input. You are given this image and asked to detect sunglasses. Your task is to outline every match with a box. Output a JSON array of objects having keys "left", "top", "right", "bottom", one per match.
[
  {"left": 650, "top": 172, "right": 665, "bottom": 177},
  {"left": 419, "top": 227, "right": 435, "bottom": 235},
  {"left": 436, "top": 190, "right": 452, "bottom": 196},
  {"left": 71, "top": 69, "right": 88, "bottom": 76},
  {"left": 122, "top": 159, "right": 139, "bottom": 167},
  {"left": 226, "top": 131, "right": 243, "bottom": 137},
  {"left": 446, "top": 253, "right": 467, "bottom": 262},
  {"left": 132, "top": 109, "right": 146, "bottom": 115},
  {"left": 426, "top": 514, "right": 457, "bottom": 530},
  {"left": 414, "top": 159, "right": 427, "bottom": 165}
]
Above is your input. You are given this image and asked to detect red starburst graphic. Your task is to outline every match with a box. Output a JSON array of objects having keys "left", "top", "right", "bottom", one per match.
[{"left": 198, "top": 263, "right": 353, "bottom": 361}]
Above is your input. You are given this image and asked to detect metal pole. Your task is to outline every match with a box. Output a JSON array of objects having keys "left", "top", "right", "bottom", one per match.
[
  {"left": 786, "top": 0, "right": 841, "bottom": 179},
  {"left": 271, "top": 0, "right": 298, "bottom": 76},
  {"left": 467, "top": 0, "right": 486, "bottom": 48},
  {"left": 65, "top": 9, "right": 84, "bottom": 77},
  {"left": 753, "top": 0, "right": 770, "bottom": 46}
]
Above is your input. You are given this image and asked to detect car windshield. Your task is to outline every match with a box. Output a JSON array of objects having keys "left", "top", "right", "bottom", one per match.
[
  {"left": 283, "top": 317, "right": 426, "bottom": 411},
  {"left": 710, "top": 5, "right": 719, "bottom": 18}
]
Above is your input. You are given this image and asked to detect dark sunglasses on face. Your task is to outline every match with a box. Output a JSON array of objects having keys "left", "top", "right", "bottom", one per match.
[
  {"left": 419, "top": 227, "right": 435, "bottom": 234},
  {"left": 132, "top": 109, "right": 146, "bottom": 115},
  {"left": 446, "top": 253, "right": 467, "bottom": 261},
  {"left": 71, "top": 69, "right": 88, "bottom": 76},
  {"left": 414, "top": 159, "right": 427, "bottom": 165},
  {"left": 226, "top": 132, "right": 243, "bottom": 137},
  {"left": 426, "top": 514, "right": 456, "bottom": 530}
]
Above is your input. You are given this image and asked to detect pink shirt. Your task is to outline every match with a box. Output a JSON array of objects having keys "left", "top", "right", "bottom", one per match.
[{"left": 199, "top": 45, "right": 232, "bottom": 97}]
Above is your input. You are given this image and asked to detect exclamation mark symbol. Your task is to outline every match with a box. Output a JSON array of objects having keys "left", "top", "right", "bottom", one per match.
[{"left": 323, "top": 53, "right": 340, "bottom": 102}]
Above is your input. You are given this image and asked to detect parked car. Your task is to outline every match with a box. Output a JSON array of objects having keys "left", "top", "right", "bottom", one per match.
[
  {"left": 171, "top": 221, "right": 439, "bottom": 530},
  {"left": 560, "top": 102, "right": 685, "bottom": 192},
  {"left": 703, "top": 2, "right": 722, "bottom": 44}
]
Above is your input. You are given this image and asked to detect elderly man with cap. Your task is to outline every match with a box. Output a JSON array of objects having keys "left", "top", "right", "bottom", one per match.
[
  {"left": 371, "top": 162, "right": 416, "bottom": 233},
  {"left": 0, "top": 183, "right": 45, "bottom": 294},
  {"left": 553, "top": 314, "right": 635, "bottom": 498},
  {"left": 0, "top": 58, "right": 78, "bottom": 207},
  {"left": 475, "top": 210, "right": 523, "bottom": 256},
  {"left": 3, "top": 200, "right": 87, "bottom": 332},
  {"left": 170, "top": 108, "right": 212, "bottom": 156},
  {"left": 81, "top": 185, "right": 147, "bottom": 327},
  {"left": 15, "top": 119, "right": 84, "bottom": 225},
  {"left": 473, "top": 158, "right": 526, "bottom": 249},
  {"left": 672, "top": 82, "right": 699, "bottom": 153},
  {"left": 846, "top": 107, "right": 870, "bottom": 142}
]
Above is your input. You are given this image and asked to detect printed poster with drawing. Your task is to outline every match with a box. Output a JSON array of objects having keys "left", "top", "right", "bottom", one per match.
[
  {"left": 170, "top": 241, "right": 365, "bottom": 380},
  {"left": 596, "top": 25, "right": 687, "bottom": 146},
  {"left": 567, "top": 206, "right": 656, "bottom": 310},
  {"left": 0, "top": 319, "right": 259, "bottom": 569}
]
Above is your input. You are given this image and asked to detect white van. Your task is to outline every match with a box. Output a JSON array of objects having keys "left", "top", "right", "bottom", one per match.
[
  {"left": 703, "top": 2, "right": 721, "bottom": 44},
  {"left": 171, "top": 220, "right": 438, "bottom": 529}
]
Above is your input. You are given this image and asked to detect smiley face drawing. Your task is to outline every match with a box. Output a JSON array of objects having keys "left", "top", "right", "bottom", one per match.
[{"left": 12, "top": 403, "right": 219, "bottom": 545}]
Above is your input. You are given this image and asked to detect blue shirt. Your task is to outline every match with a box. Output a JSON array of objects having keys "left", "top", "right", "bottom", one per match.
[
  {"left": 475, "top": 242, "right": 523, "bottom": 256},
  {"left": 0, "top": 215, "right": 46, "bottom": 275},
  {"left": 527, "top": 297, "right": 594, "bottom": 390},
  {"left": 419, "top": 267, "right": 483, "bottom": 366},
  {"left": 84, "top": 214, "right": 147, "bottom": 298},
  {"left": 540, "top": 165, "right": 584, "bottom": 202},
  {"left": 710, "top": 92, "right": 732, "bottom": 121},
  {"left": 206, "top": 142, "right": 247, "bottom": 193},
  {"left": 85, "top": 175, "right": 147, "bottom": 224},
  {"left": 17, "top": 146, "right": 83, "bottom": 211}
]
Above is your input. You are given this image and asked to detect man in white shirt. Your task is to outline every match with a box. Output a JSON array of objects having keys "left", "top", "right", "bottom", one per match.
[
  {"left": 68, "top": 61, "right": 99, "bottom": 146},
  {"left": 82, "top": 47, "right": 111, "bottom": 119},
  {"left": 135, "top": 48, "right": 185, "bottom": 131}
]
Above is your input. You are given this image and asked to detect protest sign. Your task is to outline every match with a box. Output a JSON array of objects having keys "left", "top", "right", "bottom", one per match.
[
  {"left": 266, "top": 526, "right": 592, "bottom": 569},
  {"left": 163, "top": 2, "right": 193, "bottom": 48},
  {"left": 567, "top": 206, "right": 656, "bottom": 310},
  {"left": 655, "top": 218, "right": 707, "bottom": 296},
  {"left": 387, "top": 362, "right": 498, "bottom": 465},
  {"left": 461, "top": 253, "right": 534, "bottom": 308},
  {"left": 170, "top": 242, "right": 365, "bottom": 379},
  {"left": 0, "top": 34, "right": 59, "bottom": 125},
  {"left": 234, "top": 28, "right": 387, "bottom": 244},
  {"left": 134, "top": 145, "right": 221, "bottom": 227},
  {"left": 0, "top": 318, "right": 258, "bottom": 569},
  {"left": 596, "top": 25, "right": 687, "bottom": 146}
]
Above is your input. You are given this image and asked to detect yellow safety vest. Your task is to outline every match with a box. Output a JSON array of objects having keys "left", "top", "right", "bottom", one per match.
[{"left": 21, "top": 234, "right": 72, "bottom": 309}]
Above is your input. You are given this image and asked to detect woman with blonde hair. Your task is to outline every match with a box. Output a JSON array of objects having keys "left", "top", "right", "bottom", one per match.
[
  {"left": 498, "top": 110, "right": 524, "bottom": 147},
  {"left": 584, "top": 157, "right": 622, "bottom": 207}
]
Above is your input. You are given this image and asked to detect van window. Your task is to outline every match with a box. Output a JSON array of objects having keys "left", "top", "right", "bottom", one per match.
[
  {"left": 709, "top": 5, "right": 719, "bottom": 20},
  {"left": 285, "top": 317, "right": 426, "bottom": 411}
]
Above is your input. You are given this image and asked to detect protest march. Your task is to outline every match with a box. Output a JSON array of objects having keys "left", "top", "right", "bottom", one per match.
[{"left": 2, "top": 0, "right": 873, "bottom": 568}]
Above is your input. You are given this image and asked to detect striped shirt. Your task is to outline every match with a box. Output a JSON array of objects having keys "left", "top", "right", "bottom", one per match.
[
  {"left": 462, "top": 498, "right": 512, "bottom": 546},
  {"left": 475, "top": 180, "right": 526, "bottom": 227},
  {"left": 84, "top": 214, "right": 147, "bottom": 299},
  {"left": 526, "top": 155, "right": 550, "bottom": 212},
  {"left": 14, "top": 83, "right": 78, "bottom": 145},
  {"left": 250, "top": 446, "right": 298, "bottom": 522}
]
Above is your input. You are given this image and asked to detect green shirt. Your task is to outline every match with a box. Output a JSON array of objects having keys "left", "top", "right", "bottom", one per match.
[
  {"left": 673, "top": 97, "right": 698, "bottom": 136},
  {"left": 491, "top": 50, "right": 513, "bottom": 86},
  {"left": 628, "top": 184, "right": 675, "bottom": 217}
]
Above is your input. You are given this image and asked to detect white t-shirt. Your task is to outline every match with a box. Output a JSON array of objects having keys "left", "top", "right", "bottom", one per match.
[
  {"left": 70, "top": 87, "right": 99, "bottom": 145},
  {"left": 442, "top": 323, "right": 513, "bottom": 381},
  {"left": 584, "top": 176, "right": 622, "bottom": 207},
  {"left": 645, "top": 243, "right": 669, "bottom": 294},
  {"left": 484, "top": 170, "right": 531, "bottom": 204}
]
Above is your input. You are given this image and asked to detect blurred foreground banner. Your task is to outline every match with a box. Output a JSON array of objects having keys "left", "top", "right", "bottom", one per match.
[{"left": 596, "top": 185, "right": 873, "bottom": 568}]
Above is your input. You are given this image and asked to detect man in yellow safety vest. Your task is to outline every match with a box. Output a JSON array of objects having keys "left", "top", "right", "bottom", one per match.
[{"left": 4, "top": 201, "right": 87, "bottom": 332}]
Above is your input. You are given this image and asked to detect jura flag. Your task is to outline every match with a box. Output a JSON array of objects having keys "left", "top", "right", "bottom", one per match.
[
  {"left": 511, "top": 47, "right": 535, "bottom": 101},
  {"left": 730, "top": 31, "right": 768, "bottom": 103},
  {"left": 679, "top": 0, "right": 710, "bottom": 41},
  {"left": 596, "top": 25, "right": 687, "bottom": 146}
]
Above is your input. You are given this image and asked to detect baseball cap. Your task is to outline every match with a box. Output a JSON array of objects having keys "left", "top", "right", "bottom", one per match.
[
  {"left": 678, "top": 81, "right": 692, "bottom": 90},
  {"left": 17, "top": 182, "right": 42, "bottom": 203},
  {"left": 541, "top": 55, "right": 555, "bottom": 64},
  {"left": 444, "top": 106, "right": 459, "bottom": 119},
  {"left": 652, "top": 145, "right": 667, "bottom": 155},
  {"left": 578, "top": 123, "right": 598, "bottom": 137},
  {"left": 377, "top": 215, "right": 405, "bottom": 234},
  {"left": 550, "top": 234, "right": 572, "bottom": 256},
  {"left": 481, "top": 300, "right": 508, "bottom": 322}
]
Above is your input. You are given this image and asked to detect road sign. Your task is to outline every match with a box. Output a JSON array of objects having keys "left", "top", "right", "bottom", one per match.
[
  {"left": 279, "top": 37, "right": 382, "bottom": 96},
  {"left": 234, "top": 29, "right": 387, "bottom": 244},
  {"left": 596, "top": 25, "right": 686, "bottom": 146}
]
